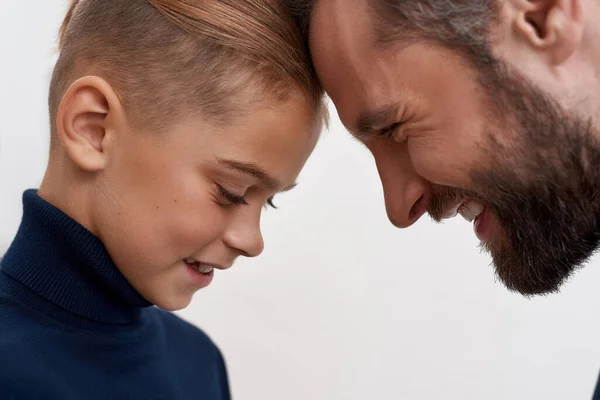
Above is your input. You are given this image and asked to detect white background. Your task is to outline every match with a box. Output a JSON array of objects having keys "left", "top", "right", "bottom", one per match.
[{"left": 2, "top": 1, "right": 600, "bottom": 399}]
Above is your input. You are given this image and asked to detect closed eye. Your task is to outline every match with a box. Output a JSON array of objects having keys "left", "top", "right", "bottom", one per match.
[
  {"left": 217, "top": 184, "right": 278, "bottom": 209},
  {"left": 379, "top": 123, "right": 400, "bottom": 140},
  {"left": 216, "top": 184, "right": 248, "bottom": 206}
]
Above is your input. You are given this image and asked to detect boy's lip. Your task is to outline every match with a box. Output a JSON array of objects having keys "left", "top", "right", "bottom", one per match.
[{"left": 184, "top": 258, "right": 230, "bottom": 270}]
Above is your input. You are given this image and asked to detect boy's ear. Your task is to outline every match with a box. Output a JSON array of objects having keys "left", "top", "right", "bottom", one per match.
[
  {"left": 56, "top": 76, "right": 123, "bottom": 172},
  {"left": 504, "top": 0, "right": 583, "bottom": 65}
]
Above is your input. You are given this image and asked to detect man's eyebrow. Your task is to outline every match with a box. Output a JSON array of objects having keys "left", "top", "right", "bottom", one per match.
[
  {"left": 216, "top": 158, "right": 287, "bottom": 190},
  {"left": 354, "top": 103, "right": 400, "bottom": 141}
]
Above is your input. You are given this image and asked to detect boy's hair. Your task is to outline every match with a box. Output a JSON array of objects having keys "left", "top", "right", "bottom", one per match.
[{"left": 49, "top": 0, "right": 324, "bottom": 141}]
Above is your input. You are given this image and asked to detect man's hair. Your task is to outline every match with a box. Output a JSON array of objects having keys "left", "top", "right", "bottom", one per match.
[
  {"left": 50, "top": 0, "right": 324, "bottom": 138},
  {"left": 281, "top": 0, "right": 498, "bottom": 69},
  {"left": 371, "top": 0, "right": 498, "bottom": 69}
]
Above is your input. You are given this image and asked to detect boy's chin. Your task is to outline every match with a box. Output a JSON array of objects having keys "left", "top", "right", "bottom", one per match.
[{"left": 147, "top": 291, "right": 195, "bottom": 312}]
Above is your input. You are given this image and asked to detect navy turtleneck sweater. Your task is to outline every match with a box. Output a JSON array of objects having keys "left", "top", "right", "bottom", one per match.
[{"left": 0, "top": 190, "right": 231, "bottom": 399}]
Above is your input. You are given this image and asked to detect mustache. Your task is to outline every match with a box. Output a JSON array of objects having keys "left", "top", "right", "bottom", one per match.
[{"left": 427, "top": 185, "right": 481, "bottom": 222}]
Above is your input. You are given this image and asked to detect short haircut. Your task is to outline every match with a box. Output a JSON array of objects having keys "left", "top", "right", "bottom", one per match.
[{"left": 49, "top": 0, "right": 325, "bottom": 139}]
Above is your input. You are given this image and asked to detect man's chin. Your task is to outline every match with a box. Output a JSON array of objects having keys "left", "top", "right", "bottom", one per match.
[{"left": 480, "top": 241, "right": 568, "bottom": 296}]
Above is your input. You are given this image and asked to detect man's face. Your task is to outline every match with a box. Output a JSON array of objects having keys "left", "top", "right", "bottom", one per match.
[{"left": 310, "top": 0, "right": 600, "bottom": 295}]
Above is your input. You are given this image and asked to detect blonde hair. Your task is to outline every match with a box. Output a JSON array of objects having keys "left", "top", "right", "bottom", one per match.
[{"left": 50, "top": 0, "right": 324, "bottom": 136}]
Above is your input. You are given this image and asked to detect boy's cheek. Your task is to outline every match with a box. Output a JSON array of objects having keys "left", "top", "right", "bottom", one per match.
[
  {"left": 165, "top": 208, "right": 227, "bottom": 252},
  {"left": 94, "top": 179, "right": 228, "bottom": 267},
  {"left": 138, "top": 200, "right": 228, "bottom": 258}
]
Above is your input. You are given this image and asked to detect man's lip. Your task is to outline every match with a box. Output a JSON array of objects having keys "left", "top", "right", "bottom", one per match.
[{"left": 474, "top": 206, "right": 492, "bottom": 242}]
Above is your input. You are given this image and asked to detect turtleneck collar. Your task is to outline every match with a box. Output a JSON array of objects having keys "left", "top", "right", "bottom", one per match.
[{"left": 0, "top": 189, "right": 151, "bottom": 324}]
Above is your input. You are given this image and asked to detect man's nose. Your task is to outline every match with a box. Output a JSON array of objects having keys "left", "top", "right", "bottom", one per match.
[{"left": 372, "top": 142, "right": 431, "bottom": 228}]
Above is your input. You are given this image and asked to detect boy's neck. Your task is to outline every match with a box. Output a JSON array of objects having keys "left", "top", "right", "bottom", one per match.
[{"left": 38, "top": 152, "right": 99, "bottom": 237}]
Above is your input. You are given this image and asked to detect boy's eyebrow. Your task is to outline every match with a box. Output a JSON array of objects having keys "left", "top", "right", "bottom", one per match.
[{"left": 217, "top": 158, "right": 293, "bottom": 191}]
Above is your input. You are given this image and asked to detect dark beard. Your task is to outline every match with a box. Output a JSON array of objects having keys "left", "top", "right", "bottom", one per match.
[{"left": 431, "top": 59, "right": 600, "bottom": 296}]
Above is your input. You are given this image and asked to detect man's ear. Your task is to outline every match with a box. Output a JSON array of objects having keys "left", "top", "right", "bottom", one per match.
[
  {"left": 505, "top": 0, "right": 583, "bottom": 65},
  {"left": 55, "top": 76, "right": 123, "bottom": 172}
]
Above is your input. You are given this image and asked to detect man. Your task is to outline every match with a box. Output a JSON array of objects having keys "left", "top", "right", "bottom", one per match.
[
  {"left": 283, "top": 0, "right": 600, "bottom": 297},
  {"left": 282, "top": 0, "right": 600, "bottom": 397}
]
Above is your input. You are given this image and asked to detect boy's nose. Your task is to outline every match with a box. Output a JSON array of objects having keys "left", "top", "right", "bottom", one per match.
[{"left": 223, "top": 213, "right": 265, "bottom": 258}]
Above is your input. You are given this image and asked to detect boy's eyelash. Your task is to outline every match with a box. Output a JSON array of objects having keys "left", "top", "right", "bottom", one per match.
[
  {"left": 216, "top": 185, "right": 278, "bottom": 209},
  {"left": 217, "top": 185, "right": 248, "bottom": 206}
]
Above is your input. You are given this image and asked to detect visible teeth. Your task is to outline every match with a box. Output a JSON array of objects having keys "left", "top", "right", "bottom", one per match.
[
  {"left": 458, "top": 201, "right": 484, "bottom": 222},
  {"left": 196, "top": 264, "right": 214, "bottom": 274},
  {"left": 185, "top": 258, "right": 214, "bottom": 274}
]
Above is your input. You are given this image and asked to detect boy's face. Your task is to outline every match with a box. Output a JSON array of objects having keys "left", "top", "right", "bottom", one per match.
[{"left": 58, "top": 81, "right": 320, "bottom": 311}]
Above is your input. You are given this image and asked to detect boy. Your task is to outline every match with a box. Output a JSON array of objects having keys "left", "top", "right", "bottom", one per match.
[{"left": 0, "top": 0, "right": 324, "bottom": 398}]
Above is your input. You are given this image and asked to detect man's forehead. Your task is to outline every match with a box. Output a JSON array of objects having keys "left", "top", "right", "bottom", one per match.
[
  {"left": 309, "top": 1, "right": 378, "bottom": 113},
  {"left": 310, "top": 0, "right": 376, "bottom": 56}
]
